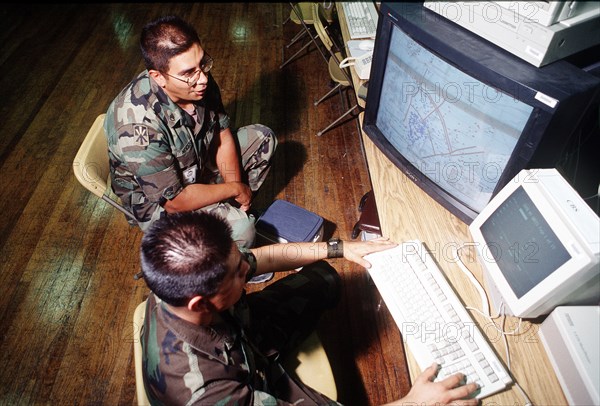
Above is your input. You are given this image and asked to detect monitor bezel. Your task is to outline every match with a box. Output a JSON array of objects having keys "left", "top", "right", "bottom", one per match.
[{"left": 469, "top": 169, "right": 599, "bottom": 318}]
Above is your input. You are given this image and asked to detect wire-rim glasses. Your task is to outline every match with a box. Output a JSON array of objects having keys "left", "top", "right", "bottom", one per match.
[{"left": 165, "top": 54, "right": 214, "bottom": 87}]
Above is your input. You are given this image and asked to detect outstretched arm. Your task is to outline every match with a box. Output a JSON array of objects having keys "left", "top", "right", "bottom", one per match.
[{"left": 250, "top": 237, "right": 397, "bottom": 276}]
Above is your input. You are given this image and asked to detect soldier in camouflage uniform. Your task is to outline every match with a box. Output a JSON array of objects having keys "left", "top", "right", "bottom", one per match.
[
  {"left": 104, "top": 15, "right": 276, "bottom": 248},
  {"left": 139, "top": 211, "right": 479, "bottom": 406}
]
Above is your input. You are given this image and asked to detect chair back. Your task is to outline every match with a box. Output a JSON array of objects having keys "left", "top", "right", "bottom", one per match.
[
  {"left": 73, "top": 114, "right": 110, "bottom": 199},
  {"left": 133, "top": 300, "right": 151, "bottom": 406},
  {"left": 312, "top": 3, "right": 352, "bottom": 87},
  {"left": 311, "top": 3, "right": 334, "bottom": 53},
  {"left": 73, "top": 114, "right": 135, "bottom": 220},
  {"left": 290, "top": 2, "right": 315, "bottom": 25}
]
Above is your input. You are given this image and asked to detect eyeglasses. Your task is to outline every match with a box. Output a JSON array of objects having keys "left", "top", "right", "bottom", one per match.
[{"left": 165, "top": 54, "right": 214, "bottom": 87}]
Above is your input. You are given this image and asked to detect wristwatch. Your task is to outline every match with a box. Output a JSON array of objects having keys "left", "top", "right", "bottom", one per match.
[{"left": 327, "top": 238, "right": 344, "bottom": 259}]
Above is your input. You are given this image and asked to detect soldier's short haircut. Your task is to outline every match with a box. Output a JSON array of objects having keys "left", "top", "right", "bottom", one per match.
[
  {"left": 140, "top": 211, "right": 233, "bottom": 306},
  {"left": 140, "top": 15, "right": 201, "bottom": 73}
]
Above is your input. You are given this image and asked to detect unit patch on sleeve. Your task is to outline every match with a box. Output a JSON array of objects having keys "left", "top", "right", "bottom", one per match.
[{"left": 134, "top": 125, "right": 150, "bottom": 147}]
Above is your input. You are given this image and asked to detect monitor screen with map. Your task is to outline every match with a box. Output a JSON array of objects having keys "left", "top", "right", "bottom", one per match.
[{"left": 362, "top": 3, "right": 600, "bottom": 223}]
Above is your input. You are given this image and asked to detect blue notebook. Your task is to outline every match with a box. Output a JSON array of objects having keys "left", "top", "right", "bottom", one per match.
[{"left": 255, "top": 200, "right": 324, "bottom": 243}]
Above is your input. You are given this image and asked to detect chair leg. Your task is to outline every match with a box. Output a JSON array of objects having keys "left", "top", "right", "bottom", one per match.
[
  {"left": 317, "top": 104, "right": 359, "bottom": 137},
  {"left": 314, "top": 83, "right": 342, "bottom": 106},
  {"left": 102, "top": 195, "right": 136, "bottom": 221},
  {"left": 280, "top": 32, "right": 318, "bottom": 69},
  {"left": 287, "top": 27, "right": 309, "bottom": 49},
  {"left": 292, "top": 2, "right": 329, "bottom": 66}
]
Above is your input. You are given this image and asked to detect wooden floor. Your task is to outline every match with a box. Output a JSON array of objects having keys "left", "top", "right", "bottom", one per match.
[{"left": 0, "top": 4, "right": 410, "bottom": 405}]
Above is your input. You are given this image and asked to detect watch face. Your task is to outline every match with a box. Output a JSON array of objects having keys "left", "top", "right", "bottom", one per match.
[{"left": 327, "top": 238, "right": 342, "bottom": 258}]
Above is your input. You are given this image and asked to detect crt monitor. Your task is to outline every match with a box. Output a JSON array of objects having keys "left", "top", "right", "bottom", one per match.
[
  {"left": 469, "top": 168, "right": 600, "bottom": 319},
  {"left": 362, "top": 2, "right": 600, "bottom": 224}
]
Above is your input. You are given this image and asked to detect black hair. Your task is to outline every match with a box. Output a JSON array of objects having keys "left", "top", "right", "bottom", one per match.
[
  {"left": 140, "top": 211, "right": 234, "bottom": 307},
  {"left": 140, "top": 15, "right": 201, "bottom": 73}
]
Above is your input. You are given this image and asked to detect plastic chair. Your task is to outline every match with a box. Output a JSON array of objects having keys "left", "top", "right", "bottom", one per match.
[
  {"left": 133, "top": 301, "right": 151, "bottom": 406},
  {"left": 72, "top": 114, "right": 135, "bottom": 221},
  {"left": 282, "top": 330, "right": 338, "bottom": 401},
  {"left": 311, "top": 3, "right": 366, "bottom": 136},
  {"left": 286, "top": 3, "right": 314, "bottom": 47},
  {"left": 280, "top": 3, "right": 318, "bottom": 69},
  {"left": 132, "top": 300, "right": 337, "bottom": 406}
]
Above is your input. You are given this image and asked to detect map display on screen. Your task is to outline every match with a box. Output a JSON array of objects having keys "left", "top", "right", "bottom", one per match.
[{"left": 376, "top": 25, "right": 534, "bottom": 212}]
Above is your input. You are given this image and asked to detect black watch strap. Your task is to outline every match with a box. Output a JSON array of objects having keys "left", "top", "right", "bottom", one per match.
[{"left": 327, "top": 238, "right": 344, "bottom": 259}]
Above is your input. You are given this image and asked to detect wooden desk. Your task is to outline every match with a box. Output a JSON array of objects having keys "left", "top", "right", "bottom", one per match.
[{"left": 336, "top": 2, "right": 568, "bottom": 405}]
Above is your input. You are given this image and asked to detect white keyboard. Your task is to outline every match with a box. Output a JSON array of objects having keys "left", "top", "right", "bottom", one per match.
[
  {"left": 365, "top": 240, "right": 513, "bottom": 399},
  {"left": 341, "top": 1, "right": 379, "bottom": 39}
]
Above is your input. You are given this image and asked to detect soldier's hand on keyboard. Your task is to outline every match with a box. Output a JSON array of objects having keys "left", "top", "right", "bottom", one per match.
[
  {"left": 343, "top": 237, "right": 397, "bottom": 268},
  {"left": 390, "top": 362, "right": 479, "bottom": 406}
]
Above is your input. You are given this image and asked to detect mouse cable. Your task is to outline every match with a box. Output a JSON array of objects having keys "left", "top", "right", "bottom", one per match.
[
  {"left": 451, "top": 243, "right": 492, "bottom": 318},
  {"left": 453, "top": 243, "right": 533, "bottom": 405}
]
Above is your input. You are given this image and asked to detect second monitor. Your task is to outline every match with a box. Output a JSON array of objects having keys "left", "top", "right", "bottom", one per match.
[{"left": 469, "top": 168, "right": 600, "bottom": 319}]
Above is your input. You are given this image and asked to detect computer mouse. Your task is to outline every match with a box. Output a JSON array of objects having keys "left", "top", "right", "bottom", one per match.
[{"left": 358, "top": 40, "right": 375, "bottom": 51}]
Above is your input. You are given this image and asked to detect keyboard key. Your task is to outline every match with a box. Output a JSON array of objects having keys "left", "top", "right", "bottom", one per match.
[
  {"left": 365, "top": 240, "right": 513, "bottom": 399},
  {"left": 341, "top": 1, "right": 379, "bottom": 39}
]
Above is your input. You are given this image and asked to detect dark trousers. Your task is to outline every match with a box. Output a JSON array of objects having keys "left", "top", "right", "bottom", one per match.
[{"left": 246, "top": 260, "right": 341, "bottom": 357}]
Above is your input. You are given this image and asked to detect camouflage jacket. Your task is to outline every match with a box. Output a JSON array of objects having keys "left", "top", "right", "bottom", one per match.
[
  {"left": 141, "top": 249, "right": 339, "bottom": 405},
  {"left": 104, "top": 70, "right": 230, "bottom": 231}
]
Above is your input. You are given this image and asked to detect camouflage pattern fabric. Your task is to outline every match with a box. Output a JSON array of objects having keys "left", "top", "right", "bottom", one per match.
[
  {"left": 104, "top": 71, "right": 276, "bottom": 246},
  {"left": 141, "top": 252, "right": 342, "bottom": 405}
]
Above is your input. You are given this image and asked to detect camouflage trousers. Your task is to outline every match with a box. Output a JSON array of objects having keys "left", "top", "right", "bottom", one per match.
[{"left": 200, "top": 124, "right": 277, "bottom": 248}]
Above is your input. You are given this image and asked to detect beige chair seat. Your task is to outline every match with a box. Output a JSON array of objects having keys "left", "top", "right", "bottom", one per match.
[
  {"left": 133, "top": 300, "right": 337, "bottom": 405},
  {"left": 282, "top": 330, "right": 338, "bottom": 400}
]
